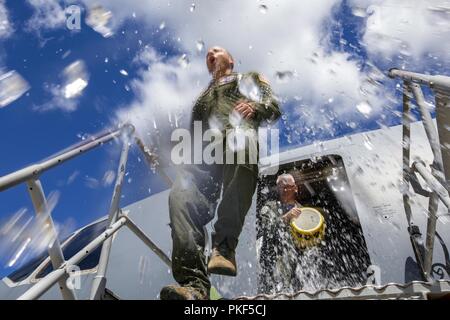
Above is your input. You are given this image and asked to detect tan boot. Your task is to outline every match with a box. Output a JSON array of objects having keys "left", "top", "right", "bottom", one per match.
[
  {"left": 207, "top": 247, "right": 237, "bottom": 276},
  {"left": 160, "top": 284, "right": 208, "bottom": 300}
]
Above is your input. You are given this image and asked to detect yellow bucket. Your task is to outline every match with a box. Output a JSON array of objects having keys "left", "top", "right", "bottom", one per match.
[{"left": 290, "top": 207, "right": 326, "bottom": 249}]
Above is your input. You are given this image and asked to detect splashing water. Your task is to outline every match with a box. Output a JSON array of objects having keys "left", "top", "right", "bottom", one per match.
[
  {"left": 102, "top": 170, "right": 116, "bottom": 187},
  {"left": 63, "top": 60, "right": 89, "bottom": 99},
  {"left": 86, "top": 5, "right": 114, "bottom": 38},
  {"left": 0, "top": 191, "right": 70, "bottom": 269},
  {"left": 238, "top": 74, "right": 262, "bottom": 103},
  {"left": 0, "top": 70, "right": 30, "bottom": 108},
  {"left": 259, "top": 4, "right": 268, "bottom": 14},
  {"left": 351, "top": 7, "right": 367, "bottom": 18},
  {"left": 196, "top": 40, "right": 205, "bottom": 52},
  {"left": 275, "top": 71, "right": 294, "bottom": 83},
  {"left": 356, "top": 101, "right": 372, "bottom": 117},
  {"left": 178, "top": 54, "right": 190, "bottom": 68}
]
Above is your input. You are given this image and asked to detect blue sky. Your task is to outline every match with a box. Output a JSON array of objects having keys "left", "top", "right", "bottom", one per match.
[{"left": 0, "top": 0, "right": 448, "bottom": 277}]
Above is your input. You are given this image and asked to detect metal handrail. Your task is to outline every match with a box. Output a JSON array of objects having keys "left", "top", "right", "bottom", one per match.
[
  {"left": 17, "top": 212, "right": 172, "bottom": 300},
  {"left": 0, "top": 123, "right": 173, "bottom": 300},
  {"left": 389, "top": 68, "right": 450, "bottom": 279},
  {"left": 0, "top": 128, "right": 124, "bottom": 192},
  {"left": 389, "top": 68, "right": 450, "bottom": 94}
]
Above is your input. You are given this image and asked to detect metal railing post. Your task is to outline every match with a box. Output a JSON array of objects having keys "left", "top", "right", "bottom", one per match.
[
  {"left": 89, "top": 124, "right": 134, "bottom": 300},
  {"left": 121, "top": 213, "right": 172, "bottom": 267},
  {"left": 18, "top": 217, "right": 127, "bottom": 300},
  {"left": 410, "top": 84, "right": 447, "bottom": 188},
  {"left": 26, "top": 179, "right": 77, "bottom": 300},
  {"left": 402, "top": 82, "right": 413, "bottom": 227},
  {"left": 401, "top": 81, "right": 429, "bottom": 279},
  {"left": 435, "top": 90, "right": 450, "bottom": 188},
  {"left": 410, "top": 83, "right": 449, "bottom": 276},
  {"left": 413, "top": 162, "right": 450, "bottom": 210}
]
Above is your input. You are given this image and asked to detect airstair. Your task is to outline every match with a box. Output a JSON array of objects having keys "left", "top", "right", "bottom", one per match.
[
  {"left": 388, "top": 69, "right": 450, "bottom": 282},
  {"left": 0, "top": 69, "right": 450, "bottom": 300}
]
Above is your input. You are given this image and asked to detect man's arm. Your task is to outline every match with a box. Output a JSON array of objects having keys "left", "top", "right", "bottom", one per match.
[
  {"left": 248, "top": 72, "right": 281, "bottom": 124},
  {"left": 234, "top": 72, "right": 281, "bottom": 123}
]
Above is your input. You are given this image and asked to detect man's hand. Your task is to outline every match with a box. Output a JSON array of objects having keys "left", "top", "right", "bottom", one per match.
[
  {"left": 281, "top": 207, "right": 302, "bottom": 224},
  {"left": 234, "top": 100, "right": 256, "bottom": 120}
]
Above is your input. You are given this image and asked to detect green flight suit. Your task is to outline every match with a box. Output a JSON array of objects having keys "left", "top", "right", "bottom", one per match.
[{"left": 168, "top": 71, "right": 281, "bottom": 296}]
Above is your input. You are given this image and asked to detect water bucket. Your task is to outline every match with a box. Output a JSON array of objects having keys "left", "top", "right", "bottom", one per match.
[{"left": 290, "top": 207, "right": 326, "bottom": 249}]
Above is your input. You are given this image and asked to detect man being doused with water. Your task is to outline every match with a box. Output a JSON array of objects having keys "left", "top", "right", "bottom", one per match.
[
  {"left": 258, "top": 172, "right": 371, "bottom": 294},
  {"left": 258, "top": 173, "right": 305, "bottom": 293},
  {"left": 161, "top": 47, "right": 280, "bottom": 300}
]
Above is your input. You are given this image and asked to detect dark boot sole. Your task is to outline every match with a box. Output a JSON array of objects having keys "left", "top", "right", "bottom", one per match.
[
  {"left": 207, "top": 265, "right": 237, "bottom": 277},
  {"left": 160, "top": 286, "right": 208, "bottom": 300},
  {"left": 160, "top": 287, "right": 188, "bottom": 300}
]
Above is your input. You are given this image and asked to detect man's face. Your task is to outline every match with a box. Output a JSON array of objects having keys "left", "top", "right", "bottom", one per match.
[
  {"left": 206, "top": 46, "right": 233, "bottom": 74},
  {"left": 277, "top": 177, "right": 298, "bottom": 199}
]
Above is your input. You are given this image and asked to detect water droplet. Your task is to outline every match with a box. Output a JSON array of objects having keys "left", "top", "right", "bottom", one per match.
[
  {"left": 63, "top": 60, "right": 89, "bottom": 99},
  {"left": 190, "top": 3, "right": 196, "bottom": 12},
  {"left": 363, "top": 134, "right": 374, "bottom": 150},
  {"left": 0, "top": 71, "right": 30, "bottom": 108},
  {"left": 351, "top": 7, "right": 367, "bottom": 17},
  {"left": 196, "top": 40, "right": 204, "bottom": 52},
  {"left": 119, "top": 69, "right": 128, "bottom": 76},
  {"left": 159, "top": 21, "right": 166, "bottom": 30},
  {"left": 86, "top": 5, "right": 114, "bottom": 38},
  {"left": 275, "top": 71, "right": 294, "bottom": 83},
  {"left": 238, "top": 73, "right": 262, "bottom": 102},
  {"left": 259, "top": 4, "right": 268, "bottom": 14},
  {"left": 356, "top": 101, "right": 372, "bottom": 117},
  {"left": 178, "top": 54, "right": 190, "bottom": 68}
]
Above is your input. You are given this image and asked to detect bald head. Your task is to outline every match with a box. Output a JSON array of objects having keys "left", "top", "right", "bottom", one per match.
[
  {"left": 206, "top": 46, "right": 234, "bottom": 77},
  {"left": 276, "top": 173, "right": 298, "bottom": 202},
  {"left": 276, "top": 173, "right": 295, "bottom": 186}
]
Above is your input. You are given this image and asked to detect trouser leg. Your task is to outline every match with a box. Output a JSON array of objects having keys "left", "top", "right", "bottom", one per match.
[
  {"left": 168, "top": 166, "right": 221, "bottom": 295},
  {"left": 212, "top": 164, "right": 257, "bottom": 250}
]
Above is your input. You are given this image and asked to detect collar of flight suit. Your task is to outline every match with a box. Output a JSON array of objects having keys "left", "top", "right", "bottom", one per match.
[{"left": 210, "top": 72, "right": 240, "bottom": 87}]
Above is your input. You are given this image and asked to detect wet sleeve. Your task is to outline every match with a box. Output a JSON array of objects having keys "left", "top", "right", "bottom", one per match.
[{"left": 248, "top": 72, "right": 281, "bottom": 124}]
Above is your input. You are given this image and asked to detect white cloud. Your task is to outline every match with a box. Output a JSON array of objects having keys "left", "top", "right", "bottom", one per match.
[
  {"left": 349, "top": 0, "right": 450, "bottom": 62},
  {"left": 115, "top": 46, "right": 208, "bottom": 155},
  {"left": 25, "top": 0, "right": 66, "bottom": 33},
  {"left": 33, "top": 60, "right": 89, "bottom": 112},
  {"left": 32, "top": 83, "right": 79, "bottom": 112},
  {"left": 0, "top": 0, "right": 12, "bottom": 38},
  {"left": 93, "top": 0, "right": 386, "bottom": 145}
]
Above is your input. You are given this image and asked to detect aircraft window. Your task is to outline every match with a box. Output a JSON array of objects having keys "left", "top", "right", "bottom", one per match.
[
  {"left": 35, "top": 218, "right": 109, "bottom": 279},
  {"left": 6, "top": 251, "right": 49, "bottom": 283},
  {"left": 6, "top": 232, "right": 73, "bottom": 283},
  {"left": 5, "top": 218, "right": 109, "bottom": 283}
]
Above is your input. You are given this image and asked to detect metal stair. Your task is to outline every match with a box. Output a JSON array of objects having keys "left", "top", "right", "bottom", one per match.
[{"left": 235, "top": 280, "right": 450, "bottom": 300}]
